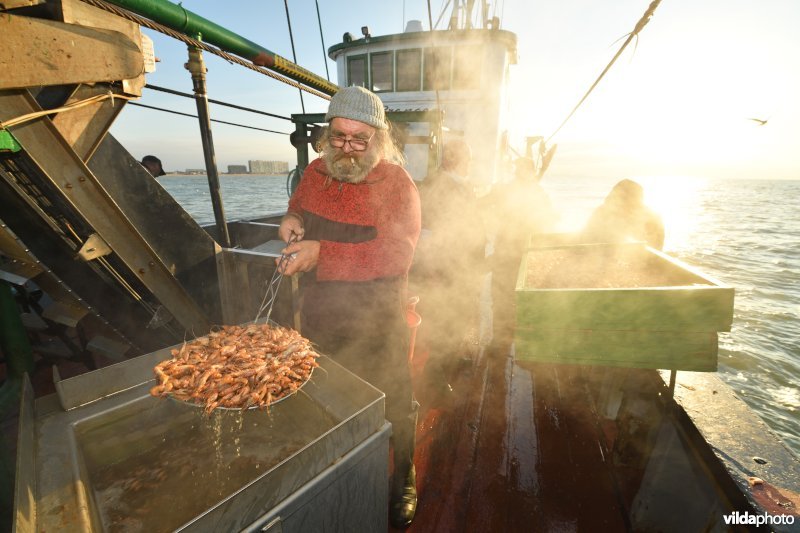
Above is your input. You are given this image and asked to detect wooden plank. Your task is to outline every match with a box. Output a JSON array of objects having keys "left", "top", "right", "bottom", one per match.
[
  {"left": 59, "top": 0, "right": 140, "bottom": 37},
  {"left": 517, "top": 244, "right": 734, "bottom": 331},
  {"left": 50, "top": 84, "right": 128, "bottom": 162},
  {"left": 1, "top": 0, "right": 44, "bottom": 8},
  {"left": 0, "top": 90, "right": 211, "bottom": 335},
  {"left": 0, "top": 13, "right": 142, "bottom": 90},
  {"left": 516, "top": 286, "right": 734, "bottom": 332},
  {"left": 515, "top": 329, "right": 718, "bottom": 371},
  {"left": 514, "top": 243, "right": 732, "bottom": 371},
  {"left": 57, "top": 0, "right": 146, "bottom": 98}
]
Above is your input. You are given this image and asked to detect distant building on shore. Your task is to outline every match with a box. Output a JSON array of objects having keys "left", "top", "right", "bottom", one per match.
[
  {"left": 227, "top": 164, "right": 248, "bottom": 174},
  {"left": 184, "top": 169, "right": 205, "bottom": 175},
  {"left": 249, "top": 160, "right": 289, "bottom": 174}
]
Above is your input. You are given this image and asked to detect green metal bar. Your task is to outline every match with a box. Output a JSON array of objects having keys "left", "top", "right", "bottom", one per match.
[
  {"left": 104, "top": 0, "right": 338, "bottom": 96},
  {"left": 0, "top": 277, "right": 31, "bottom": 508},
  {"left": 0, "top": 129, "right": 21, "bottom": 153},
  {"left": 0, "top": 280, "right": 34, "bottom": 380}
]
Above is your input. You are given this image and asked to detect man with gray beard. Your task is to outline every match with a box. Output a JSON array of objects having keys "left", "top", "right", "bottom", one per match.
[{"left": 277, "top": 86, "right": 421, "bottom": 529}]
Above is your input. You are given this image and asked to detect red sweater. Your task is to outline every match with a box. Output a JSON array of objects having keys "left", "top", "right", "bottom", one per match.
[{"left": 288, "top": 158, "right": 421, "bottom": 282}]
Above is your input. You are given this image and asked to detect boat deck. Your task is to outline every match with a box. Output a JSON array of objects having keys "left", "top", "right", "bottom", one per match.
[
  {"left": 1, "top": 284, "right": 776, "bottom": 532},
  {"left": 398, "top": 313, "right": 749, "bottom": 532}
]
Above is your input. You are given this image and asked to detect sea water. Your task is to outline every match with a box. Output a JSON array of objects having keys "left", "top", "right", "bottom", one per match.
[
  {"left": 156, "top": 174, "right": 290, "bottom": 223},
  {"left": 548, "top": 175, "right": 800, "bottom": 457},
  {"left": 158, "top": 174, "right": 800, "bottom": 456}
]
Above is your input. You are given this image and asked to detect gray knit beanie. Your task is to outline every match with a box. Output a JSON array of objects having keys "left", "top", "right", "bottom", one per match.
[{"left": 325, "top": 86, "right": 388, "bottom": 130}]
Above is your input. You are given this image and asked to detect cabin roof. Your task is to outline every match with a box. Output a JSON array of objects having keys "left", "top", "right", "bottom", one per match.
[{"left": 328, "top": 28, "right": 518, "bottom": 63}]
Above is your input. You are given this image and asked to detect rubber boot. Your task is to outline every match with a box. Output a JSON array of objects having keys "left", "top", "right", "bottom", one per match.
[
  {"left": 390, "top": 409, "right": 418, "bottom": 529},
  {"left": 390, "top": 464, "right": 416, "bottom": 529}
]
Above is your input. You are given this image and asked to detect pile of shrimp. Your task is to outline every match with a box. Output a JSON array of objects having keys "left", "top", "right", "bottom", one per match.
[{"left": 149, "top": 323, "right": 319, "bottom": 414}]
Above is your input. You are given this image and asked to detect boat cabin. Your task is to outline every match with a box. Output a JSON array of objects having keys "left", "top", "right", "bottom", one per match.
[{"left": 328, "top": 21, "right": 518, "bottom": 185}]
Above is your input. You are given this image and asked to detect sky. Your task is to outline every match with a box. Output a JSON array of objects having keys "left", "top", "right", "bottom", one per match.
[{"left": 111, "top": 0, "right": 800, "bottom": 180}]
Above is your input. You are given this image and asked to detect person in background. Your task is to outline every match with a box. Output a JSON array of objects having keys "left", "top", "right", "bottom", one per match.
[
  {"left": 412, "top": 138, "right": 487, "bottom": 394},
  {"left": 484, "top": 156, "right": 557, "bottom": 345},
  {"left": 141, "top": 155, "right": 166, "bottom": 177},
  {"left": 582, "top": 179, "right": 664, "bottom": 249},
  {"left": 276, "top": 86, "right": 421, "bottom": 529}
]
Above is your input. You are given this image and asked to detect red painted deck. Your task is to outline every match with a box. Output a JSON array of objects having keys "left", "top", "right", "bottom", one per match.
[
  {"left": 398, "top": 335, "right": 631, "bottom": 532},
  {"left": 391, "top": 301, "right": 740, "bottom": 533}
]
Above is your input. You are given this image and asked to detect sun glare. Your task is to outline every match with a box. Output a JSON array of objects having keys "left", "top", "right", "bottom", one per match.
[
  {"left": 521, "top": 18, "right": 794, "bottom": 180},
  {"left": 636, "top": 175, "right": 706, "bottom": 252}
]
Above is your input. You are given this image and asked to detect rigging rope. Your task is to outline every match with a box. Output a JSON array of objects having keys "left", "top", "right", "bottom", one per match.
[
  {"left": 128, "top": 102, "right": 288, "bottom": 134},
  {"left": 145, "top": 84, "right": 292, "bottom": 121},
  {"left": 78, "top": 0, "right": 331, "bottom": 101},
  {"left": 283, "top": 0, "right": 306, "bottom": 113},
  {"left": 314, "top": 0, "right": 330, "bottom": 82},
  {"left": 434, "top": 0, "right": 452, "bottom": 30},
  {"left": 545, "top": 0, "right": 663, "bottom": 144}
]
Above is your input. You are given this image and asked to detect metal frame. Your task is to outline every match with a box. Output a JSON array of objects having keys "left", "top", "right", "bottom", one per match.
[
  {"left": 0, "top": 90, "right": 210, "bottom": 334},
  {"left": 216, "top": 248, "right": 298, "bottom": 329}
]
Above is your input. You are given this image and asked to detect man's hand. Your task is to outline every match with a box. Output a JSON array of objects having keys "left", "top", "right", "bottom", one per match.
[
  {"left": 276, "top": 240, "right": 320, "bottom": 275},
  {"left": 278, "top": 214, "right": 305, "bottom": 243}
]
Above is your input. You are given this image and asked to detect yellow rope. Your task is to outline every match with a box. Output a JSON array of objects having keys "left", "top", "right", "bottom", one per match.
[{"left": 0, "top": 92, "right": 135, "bottom": 129}]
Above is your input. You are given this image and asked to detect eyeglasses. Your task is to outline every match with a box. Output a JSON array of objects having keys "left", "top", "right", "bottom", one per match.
[{"left": 329, "top": 133, "right": 374, "bottom": 152}]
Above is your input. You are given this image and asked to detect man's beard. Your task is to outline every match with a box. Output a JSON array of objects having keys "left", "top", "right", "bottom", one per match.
[{"left": 322, "top": 144, "right": 380, "bottom": 184}]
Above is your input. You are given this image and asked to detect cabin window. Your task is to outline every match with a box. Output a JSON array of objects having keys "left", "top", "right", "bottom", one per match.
[
  {"left": 347, "top": 55, "right": 367, "bottom": 88},
  {"left": 370, "top": 52, "right": 394, "bottom": 92},
  {"left": 423, "top": 47, "right": 452, "bottom": 91},
  {"left": 452, "top": 45, "right": 482, "bottom": 90},
  {"left": 396, "top": 49, "right": 422, "bottom": 92}
]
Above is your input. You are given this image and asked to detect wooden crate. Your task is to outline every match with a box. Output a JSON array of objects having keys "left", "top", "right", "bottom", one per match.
[{"left": 514, "top": 242, "right": 734, "bottom": 371}]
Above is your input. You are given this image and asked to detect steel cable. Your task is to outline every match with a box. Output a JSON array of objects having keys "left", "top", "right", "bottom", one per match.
[
  {"left": 545, "top": 0, "right": 664, "bottom": 144},
  {"left": 79, "top": 0, "right": 332, "bottom": 101}
]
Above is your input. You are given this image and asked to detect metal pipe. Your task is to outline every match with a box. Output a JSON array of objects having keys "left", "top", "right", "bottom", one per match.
[
  {"left": 293, "top": 121, "right": 310, "bottom": 173},
  {"left": 186, "top": 46, "right": 231, "bottom": 248},
  {"left": 104, "top": 0, "right": 338, "bottom": 96}
]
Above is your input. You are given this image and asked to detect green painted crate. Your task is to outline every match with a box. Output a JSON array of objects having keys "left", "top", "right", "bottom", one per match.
[{"left": 514, "top": 242, "right": 734, "bottom": 371}]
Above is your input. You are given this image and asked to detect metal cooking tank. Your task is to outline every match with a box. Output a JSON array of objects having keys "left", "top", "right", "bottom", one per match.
[{"left": 14, "top": 344, "right": 389, "bottom": 532}]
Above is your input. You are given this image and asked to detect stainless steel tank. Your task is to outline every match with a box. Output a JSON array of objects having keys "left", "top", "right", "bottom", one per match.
[{"left": 13, "top": 344, "right": 390, "bottom": 532}]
